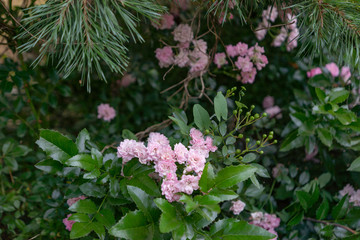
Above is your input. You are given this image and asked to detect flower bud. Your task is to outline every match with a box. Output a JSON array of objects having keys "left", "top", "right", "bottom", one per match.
[
  {"left": 254, "top": 113, "right": 260, "bottom": 119},
  {"left": 205, "top": 129, "right": 210, "bottom": 134},
  {"left": 273, "top": 140, "right": 278, "bottom": 144},
  {"left": 251, "top": 105, "right": 255, "bottom": 109},
  {"left": 236, "top": 149, "right": 241, "bottom": 154},
  {"left": 238, "top": 134, "right": 243, "bottom": 139},
  {"left": 246, "top": 138, "right": 250, "bottom": 143},
  {"left": 262, "top": 113, "right": 268, "bottom": 117},
  {"left": 256, "top": 140, "right": 261, "bottom": 145},
  {"left": 269, "top": 131, "right": 274, "bottom": 135},
  {"left": 262, "top": 134, "right": 267, "bottom": 138},
  {"left": 233, "top": 110, "right": 238, "bottom": 115},
  {"left": 259, "top": 151, "right": 264, "bottom": 154}
]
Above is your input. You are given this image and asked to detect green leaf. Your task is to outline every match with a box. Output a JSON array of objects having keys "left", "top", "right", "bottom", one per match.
[
  {"left": 70, "top": 222, "right": 93, "bottom": 239},
  {"left": 334, "top": 108, "right": 357, "bottom": 125},
  {"left": 197, "top": 189, "right": 238, "bottom": 205},
  {"left": 154, "top": 198, "right": 182, "bottom": 233},
  {"left": 318, "top": 173, "right": 331, "bottom": 188},
  {"left": 348, "top": 157, "right": 360, "bottom": 172},
  {"left": 65, "top": 154, "right": 98, "bottom": 171},
  {"left": 332, "top": 195, "right": 349, "bottom": 219},
  {"left": 92, "top": 222, "right": 105, "bottom": 239},
  {"left": 328, "top": 88, "right": 349, "bottom": 104},
  {"left": 215, "top": 165, "right": 257, "bottom": 188},
  {"left": 127, "top": 174, "right": 161, "bottom": 197},
  {"left": 69, "top": 199, "right": 97, "bottom": 214},
  {"left": 122, "top": 129, "right": 138, "bottom": 140},
  {"left": 35, "top": 159, "right": 63, "bottom": 174},
  {"left": 219, "top": 122, "right": 227, "bottom": 136},
  {"left": 95, "top": 209, "right": 116, "bottom": 229},
  {"left": 169, "top": 116, "right": 190, "bottom": 135},
  {"left": 110, "top": 178, "right": 121, "bottom": 197},
  {"left": 79, "top": 183, "right": 106, "bottom": 198},
  {"left": 315, "top": 88, "right": 326, "bottom": 103},
  {"left": 109, "top": 210, "right": 153, "bottom": 239},
  {"left": 288, "top": 211, "right": 304, "bottom": 226},
  {"left": 127, "top": 185, "right": 159, "bottom": 223},
  {"left": 214, "top": 91, "right": 228, "bottom": 121},
  {"left": 316, "top": 128, "right": 333, "bottom": 147},
  {"left": 193, "top": 104, "right": 210, "bottom": 130},
  {"left": 36, "top": 129, "right": 78, "bottom": 163},
  {"left": 68, "top": 213, "right": 91, "bottom": 222},
  {"left": 296, "top": 191, "right": 311, "bottom": 210},
  {"left": 199, "top": 163, "right": 215, "bottom": 193},
  {"left": 280, "top": 130, "right": 303, "bottom": 152},
  {"left": 242, "top": 153, "right": 257, "bottom": 163},
  {"left": 76, "top": 129, "right": 90, "bottom": 153},
  {"left": 316, "top": 199, "right": 329, "bottom": 220},
  {"left": 83, "top": 169, "right": 101, "bottom": 179}
]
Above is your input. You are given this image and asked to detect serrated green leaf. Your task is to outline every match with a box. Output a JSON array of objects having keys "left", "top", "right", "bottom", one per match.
[
  {"left": 66, "top": 154, "right": 98, "bottom": 171},
  {"left": 69, "top": 199, "right": 97, "bottom": 214}
]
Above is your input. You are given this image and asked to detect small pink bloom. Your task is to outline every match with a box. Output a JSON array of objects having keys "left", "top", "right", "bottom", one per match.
[
  {"left": 63, "top": 214, "right": 75, "bottom": 231},
  {"left": 307, "top": 67, "right": 322, "bottom": 78},
  {"left": 174, "top": 143, "right": 188, "bottom": 164},
  {"left": 67, "top": 196, "right": 86, "bottom": 207},
  {"left": 119, "top": 74, "right": 136, "bottom": 87},
  {"left": 155, "top": 46, "right": 174, "bottom": 68},
  {"left": 152, "top": 14, "right": 175, "bottom": 30},
  {"left": 340, "top": 66, "right": 351, "bottom": 83},
  {"left": 241, "top": 67, "right": 257, "bottom": 84},
  {"left": 272, "top": 27, "right": 287, "bottom": 47},
  {"left": 230, "top": 200, "right": 246, "bottom": 215},
  {"left": 235, "top": 56, "right": 253, "bottom": 72},
  {"left": 173, "top": 24, "right": 194, "bottom": 43},
  {"left": 339, "top": 184, "right": 355, "bottom": 197},
  {"left": 286, "top": 28, "right": 299, "bottom": 51},
  {"left": 236, "top": 42, "right": 249, "bottom": 57},
  {"left": 97, "top": 104, "right": 116, "bottom": 122},
  {"left": 263, "top": 96, "right": 274, "bottom": 109},
  {"left": 325, "top": 62, "right": 340, "bottom": 77},
  {"left": 214, "top": 52, "right": 228, "bottom": 68},
  {"left": 226, "top": 45, "right": 238, "bottom": 58},
  {"left": 265, "top": 106, "right": 282, "bottom": 119}
]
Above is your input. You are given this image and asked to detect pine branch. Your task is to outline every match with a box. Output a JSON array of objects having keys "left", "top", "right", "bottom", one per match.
[{"left": 16, "top": 0, "right": 166, "bottom": 91}]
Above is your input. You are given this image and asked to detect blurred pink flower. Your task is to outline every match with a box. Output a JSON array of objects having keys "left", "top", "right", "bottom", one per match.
[
  {"left": 119, "top": 74, "right": 136, "bottom": 87},
  {"left": 325, "top": 62, "right": 340, "bottom": 77},
  {"left": 340, "top": 66, "right": 351, "bottom": 83},
  {"left": 63, "top": 214, "right": 75, "bottom": 231},
  {"left": 307, "top": 67, "right": 322, "bottom": 78},
  {"left": 173, "top": 24, "right": 194, "bottom": 43},
  {"left": 152, "top": 14, "right": 175, "bottom": 30},
  {"left": 262, "top": 96, "right": 274, "bottom": 109},
  {"left": 230, "top": 200, "right": 246, "bottom": 215},
  {"left": 97, "top": 104, "right": 116, "bottom": 122},
  {"left": 155, "top": 46, "right": 174, "bottom": 68},
  {"left": 214, "top": 52, "right": 228, "bottom": 68},
  {"left": 67, "top": 196, "right": 86, "bottom": 207}
]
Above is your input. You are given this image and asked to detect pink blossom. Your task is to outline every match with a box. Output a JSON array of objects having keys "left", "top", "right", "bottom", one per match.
[
  {"left": 67, "top": 196, "right": 86, "bottom": 207},
  {"left": 155, "top": 46, "right": 174, "bottom": 68},
  {"left": 189, "top": 52, "right": 208, "bottom": 73},
  {"left": 192, "top": 39, "right": 208, "bottom": 54},
  {"left": 226, "top": 45, "right": 238, "bottom": 58},
  {"left": 174, "top": 143, "right": 188, "bottom": 164},
  {"left": 204, "top": 136, "right": 218, "bottom": 153},
  {"left": 235, "top": 56, "right": 254, "bottom": 72},
  {"left": 350, "top": 190, "right": 360, "bottom": 206},
  {"left": 119, "top": 74, "right": 136, "bottom": 87},
  {"left": 161, "top": 178, "right": 181, "bottom": 202},
  {"left": 272, "top": 27, "right": 287, "bottom": 47},
  {"left": 286, "top": 13, "right": 297, "bottom": 31},
  {"left": 177, "top": 41, "right": 190, "bottom": 49},
  {"left": 117, "top": 139, "right": 138, "bottom": 163},
  {"left": 325, "top": 62, "right": 340, "bottom": 77},
  {"left": 184, "top": 148, "right": 206, "bottom": 174},
  {"left": 230, "top": 200, "right": 246, "bottom": 215},
  {"left": 190, "top": 128, "right": 204, "bottom": 146},
  {"left": 250, "top": 212, "right": 280, "bottom": 239},
  {"left": 286, "top": 28, "right": 299, "bottom": 51},
  {"left": 154, "top": 158, "right": 177, "bottom": 178},
  {"left": 173, "top": 24, "right": 194, "bottom": 43},
  {"left": 152, "top": 14, "right": 175, "bottom": 30},
  {"left": 340, "top": 66, "right": 351, "bottom": 83},
  {"left": 265, "top": 106, "right": 282, "bottom": 119},
  {"left": 179, "top": 175, "right": 200, "bottom": 194},
  {"left": 241, "top": 67, "right": 257, "bottom": 84},
  {"left": 339, "top": 184, "right": 355, "bottom": 197},
  {"left": 262, "top": 6, "right": 278, "bottom": 22},
  {"left": 97, "top": 104, "right": 116, "bottom": 122},
  {"left": 248, "top": 43, "right": 265, "bottom": 55},
  {"left": 251, "top": 53, "right": 268, "bottom": 70},
  {"left": 63, "top": 214, "right": 75, "bottom": 231},
  {"left": 307, "top": 67, "right": 322, "bottom": 78},
  {"left": 236, "top": 42, "right": 249, "bottom": 57},
  {"left": 132, "top": 142, "right": 149, "bottom": 164},
  {"left": 214, "top": 52, "right": 228, "bottom": 68},
  {"left": 174, "top": 49, "right": 190, "bottom": 67},
  {"left": 255, "top": 23, "right": 268, "bottom": 41},
  {"left": 262, "top": 96, "right": 274, "bottom": 109}
]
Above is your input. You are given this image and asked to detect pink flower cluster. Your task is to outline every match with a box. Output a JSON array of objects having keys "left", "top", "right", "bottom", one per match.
[
  {"left": 250, "top": 212, "right": 280, "bottom": 240},
  {"left": 117, "top": 128, "right": 217, "bottom": 202},
  {"left": 307, "top": 63, "right": 351, "bottom": 83},
  {"left": 97, "top": 103, "right": 116, "bottom": 122},
  {"left": 339, "top": 184, "right": 360, "bottom": 206},
  {"left": 214, "top": 42, "right": 268, "bottom": 84},
  {"left": 118, "top": 73, "right": 136, "bottom": 88},
  {"left": 230, "top": 200, "right": 246, "bottom": 215},
  {"left": 255, "top": 6, "right": 299, "bottom": 52},
  {"left": 155, "top": 24, "right": 209, "bottom": 76},
  {"left": 151, "top": 13, "right": 175, "bottom": 30},
  {"left": 262, "top": 96, "right": 282, "bottom": 119},
  {"left": 63, "top": 196, "right": 87, "bottom": 231}
]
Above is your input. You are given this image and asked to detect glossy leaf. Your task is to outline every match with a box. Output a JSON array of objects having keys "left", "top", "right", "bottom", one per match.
[
  {"left": 215, "top": 165, "right": 257, "bottom": 188},
  {"left": 193, "top": 104, "right": 211, "bottom": 130},
  {"left": 214, "top": 91, "right": 228, "bottom": 121}
]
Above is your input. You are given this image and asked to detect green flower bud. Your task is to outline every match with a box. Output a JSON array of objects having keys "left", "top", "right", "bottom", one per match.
[
  {"left": 239, "top": 156, "right": 243, "bottom": 160},
  {"left": 259, "top": 151, "right": 264, "bottom": 154},
  {"left": 236, "top": 149, "right": 241, "bottom": 154},
  {"left": 250, "top": 116, "right": 254, "bottom": 121},
  {"left": 273, "top": 140, "right": 278, "bottom": 144},
  {"left": 205, "top": 129, "right": 210, "bottom": 134},
  {"left": 269, "top": 131, "right": 274, "bottom": 135},
  {"left": 241, "top": 86, "right": 246, "bottom": 91},
  {"left": 254, "top": 113, "right": 260, "bottom": 119},
  {"left": 240, "top": 92, "right": 245, "bottom": 96},
  {"left": 262, "top": 112, "right": 268, "bottom": 117},
  {"left": 233, "top": 110, "right": 238, "bottom": 115},
  {"left": 246, "top": 112, "right": 251, "bottom": 116},
  {"left": 268, "top": 135, "right": 273, "bottom": 140},
  {"left": 246, "top": 138, "right": 250, "bottom": 143},
  {"left": 256, "top": 140, "right": 261, "bottom": 145},
  {"left": 238, "top": 134, "right": 244, "bottom": 139},
  {"left": 262, "top": 134, "right": 267, "bottom": 138},
  {"left": 239, "top": 109, "right": 243, "bottom": 113},
  {"left": 251, "top": 105, "right": 255, "bottom": 109},
  {"left": 233, "top": 87, "right": 237, "bottom": 90}
]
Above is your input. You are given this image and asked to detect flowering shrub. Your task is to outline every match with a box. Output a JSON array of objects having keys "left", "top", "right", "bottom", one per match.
[{"left": 35, "top": 89, "right": 283, "bottom": 239}]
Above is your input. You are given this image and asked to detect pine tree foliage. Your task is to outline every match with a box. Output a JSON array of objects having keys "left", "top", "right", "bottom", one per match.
[
  {"left": 13, "top": 0, "right": 360, "bottom": 90},
  {"left": 16, "top": 0, "right": 166, "bottom": 91}
]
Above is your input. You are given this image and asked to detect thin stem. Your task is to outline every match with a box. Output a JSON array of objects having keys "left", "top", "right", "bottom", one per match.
[{"left": 304, "top": 217, "right": 358, "bottom": 235}]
